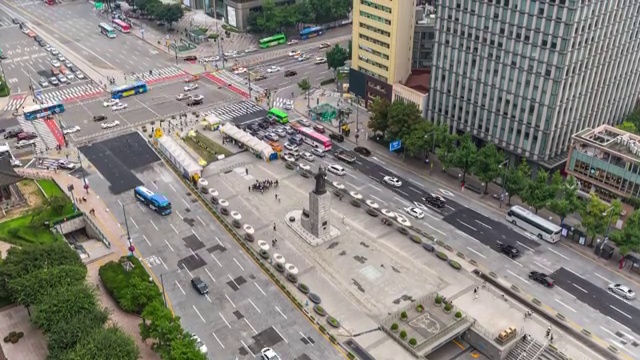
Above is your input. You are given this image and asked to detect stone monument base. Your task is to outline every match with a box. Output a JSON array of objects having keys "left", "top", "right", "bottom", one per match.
[{"left": 285, "top": 210, "right": 341, "bottom": 246}]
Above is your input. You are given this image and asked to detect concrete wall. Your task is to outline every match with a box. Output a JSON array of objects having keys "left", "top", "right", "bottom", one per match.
[
  {"left": 462, "top": 328, "right": 512, "bottom": 360},
  {"left": 57, "top": 216, "right": 85, "bottom": 235},
  {"left": 393, "top": 83, "right": 428, "bottom": 118}
]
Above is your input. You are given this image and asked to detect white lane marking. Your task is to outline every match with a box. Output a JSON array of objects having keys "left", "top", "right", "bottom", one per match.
[
  {"left": 508, "top": 258, "right": 523, "bottom": 267},
  {"left": 557, "top": 287, "right": 577, "bottom": 300},
  {"left": 600, "top": 326, "right": 618, "bottom": 338},
  {"left": 191, "top": 229, "right": 200, "bottom": 240},
  {"left": 467, "top": 246, "right": 487, "bottom": 259},
  {"left": 210, "top": 253, "right": 222, "bottom": 267},
  {"left": 423, "top": 212, "right": 440, "bottom": 221},
  {"left": 150, "top": 220, "right": 158, "bottom": 231},
  {"left": 572, "top": 283, "right": 589, "bottom": 294},
  {"left": 397, "top": 189, "right": 409, "bottom": 196},
  {"left": 137, "top": 202, "right": 146, "bottom": 212},
  {"left": 370, "top": 195, "right": 386, "bottom": 204},
  {"left": 189, "top": 248, "right": 198, "bottom": 259},
  {"left": 130, "top": 217, "right": 138, "bottom": 228},
  {"left": 517, "top": 241, "right": 535, "bottom": 252},
  {"left": 275, "top": 306, "right": 287, "bottom": 319},
  {"left": 175, "top": 280, "right": 185, "bottom": 295},
  {"left": 142, "top": 235, "right": 151, "bottom": 246},
  {"left": 175, "top": 210, "right": 183, "bottom": 220},
  {"left": 228, "top": 274, "right": 240, "bottom": 289},
  {"left": 273, "top": 326, "right": 288, "bottom": 343},
  {"left": 346, "top": 182, "right": 358, "bottom": 189},
  {"left": 594, "top": 272, "right": 612, "bottom": 283},
  {"left": 212, "top": 331, "right": 225, "bottom": 349},
  {"left": 182, "top": 198, "right": 190, "bottom": 207},
  {"left": 205, "top": 268, "right": 216, "bottom": 282},
  {"left": 300, "top": 331, "right": 314, "bottom": 346},
  {"left": 248, "top": 299, "right": 261, "bottom": 313},
  {"left": 159, "top": 257, "right": 168, "bottom": 270},
  {"left": 555, "top": 298, "right": 577, "bottom": 313},
  {"left": 457, "top": 230, "right": 480, "bottom": 242},
  {"left": 548, "top": 247, "right": 570, "bottom": 260},
  {"left": 346, "top": 173, "right": 357, "bottom": 179},
  {"left": 215, "top": 236, "right": 223, "bottom": 246},
  {"left": 193, "top": 305, "right": 206, "bottom": 322},
  {"left": 609, "top": 305, "right": 632, "bottom": 319},
  {"left": 219, "top": 312, "right": 230, "bottom": 328},
  {"left": 182, "top": 263, "right": 193, "bottom": 278},
  {"left": 507, "top": 270, "right": 529, "bottom": 284},
  {"left": 533, "top": 261, "right": 552, "bottom": 273},
  {"left": 564, "top": 267, "right": 584, "bottom": 278},
  {"left": 164, "top": 239, "right": 174, "bottom": 252},
  {"left": 205, "top": 294, "right": 212, "bottom": 303},
  {"left": 458, "top": 220, "right": 477, "bottom": 231},
  {"left": 409, "top": 186, "right": 421, "bottom": 193},
  {"left": 152, "top": 182, "right": 159, "bottom": 189},
  {"left": 475, "top": 220, "right": 492, "bottom": 229},
  {"left": 394, "top": 197, "right": 410, "bottom": 206},
  {"left": 169, "top": 184, "right": 176, "bottom": 192},
  {"left": 446, "top": 205, "right": 456, "bottom": 210},
  {"left": 372, "top": 156, "right": 386, "bottom": 165},
  {"left": 244, "top": 318, "right": 258, "bottom": 334},
  {"left": 233, "top": 257, "right": 245, "bottom": 271},
  {"left": 170, "top": 224, "right": 179, "bottom": 234},
  {"left": 409, "top": 178, "right": 424, "bottom": 188},
  {"left": 254, "top": 282, "right": 266, "bottom": 296},
  {"left": 197, "top": 215, "right": 206, "bottom": 226},
  {"left": 225, "top": 293, "right": 236, "bottom": 308},
  {"left": 240, "top": 340, "right": 255, "bottom": 356},
  {"left": 369, "top": 185, "right": 382, "bottom": 192},
  {"left": 619, "top": 331, "right": 638, "bottom": 342},
  {"left": 425, "top": 223, "right": 446, "bottom": 236}
]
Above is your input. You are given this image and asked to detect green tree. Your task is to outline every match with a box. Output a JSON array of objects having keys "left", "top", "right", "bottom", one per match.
[
  {"left": 254, "top": 0, "right": 283, "bottom": 34},
  {"left": 617, "top": 121, "right": 638, "bottom": 134},
  {"left": 473, "top": 143, "right": 504, "bottom": 194},
  {"left": 386, "top": 101, "right": 422, "bottom": 142},
  {"left": 503, "top": 159, "right": 531, "bottom": 205},
  {"left": 140, "top": 301, "right": 183, "bottom": 356},
  {"left": 367, "top": 97, "right": 391, "bottom": 135},
  {"left": 547, "top": 175, "right": 581, "bottom": 225},
  {"left": 48, "top": 195, "right": 69, "bottom": 216},
  {"left": 118, "top": 276, "right": 161, "bottom": 314},
  {"left": 520, "top": 170, "right": 559, "bottom": 214},
  {"left": 165, "top": 332, "right": 208, "bottom": 360},
  {"left": 402, "top": 121, "right": 434, "bottom": 158},
  {"left": 609, "top": 210, "right": 640, "bottom": 255},
  {"left": 46, "top": 311, "right": 110, "bottom": 359},
  {"left": 7, "top": 265, "right": 87, "bottom": 307},
  {"left": 160, "top": 3, "right": 184, "bottom": 29},
  {"left": 32, "top": 283, "right": 106, "bottom": 334},
  {"left": 347, "top": 39, "right": 352, "bottom": 59},
  {"left": 435, "top": 132, "right": 458, "bottom": 170},
  {"left": 297, "top": 78, "right": 311, "bottom": 97},
  {"left": 60, "top": 326, "right": 139, "bottom": 360},
  {"left": 450, "top": 133, "right": 478, "bottom": 183},
  {"left": 622, "top": 107, "right": 640, "bottom": 132},
  {"left": 326, "top": 44, "right": 349, "bottom": 72},
  {"left": 579, "top": 194, "right": 622, "bottom": 245}
]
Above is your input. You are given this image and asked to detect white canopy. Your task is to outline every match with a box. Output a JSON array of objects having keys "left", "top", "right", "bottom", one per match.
[
  {"left": 220, "top": 123, "right": 275, "bottom": 160},
  {"left": 157, "top": 135, "right": 203, "bottom": 179}
]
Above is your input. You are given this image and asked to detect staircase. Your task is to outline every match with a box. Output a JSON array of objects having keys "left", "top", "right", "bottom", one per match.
[{"left": 504, "top": 336, "right": 568, "bottom": 360}]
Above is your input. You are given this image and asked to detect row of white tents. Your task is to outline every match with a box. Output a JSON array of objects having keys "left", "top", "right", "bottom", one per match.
[{"left": 219, "top": 123, "right": 276, "bottom": 160}]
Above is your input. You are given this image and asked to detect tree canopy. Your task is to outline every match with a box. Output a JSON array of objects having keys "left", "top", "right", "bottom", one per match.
[
  {"left": 247, "top": 0, "right": 351, "bottom": 34},
  {"left": 610, "top": 210, "right": 640, "bottom": 255},
  {"left": 133, "top": 0, "right": 184, "bottom": 28},
  {"left": 326, "top": 44, "right": 349, "bottom": 72}
]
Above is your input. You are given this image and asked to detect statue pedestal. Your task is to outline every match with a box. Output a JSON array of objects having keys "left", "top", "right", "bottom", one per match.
[
  {"left": 301, "top": 191, "right": 331, "bottom": 238},
  {"left": 286, "top": 210, "right": 340, "bottom": 246}
]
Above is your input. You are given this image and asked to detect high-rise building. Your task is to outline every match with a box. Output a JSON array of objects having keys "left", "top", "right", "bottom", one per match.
[
  {"left": 348, "top": 0, "right": 416, "bottom": 107},
  {"left": 428, "top": 0, "right": 640, "bottom": 171},
  {"left": 412, "top": 5, "right": 437, "bottom": 70}
]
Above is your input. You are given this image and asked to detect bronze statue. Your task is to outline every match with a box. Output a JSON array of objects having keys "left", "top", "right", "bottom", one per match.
[{"left": 314, "top": 166, "right": 327, "bottom": 195}]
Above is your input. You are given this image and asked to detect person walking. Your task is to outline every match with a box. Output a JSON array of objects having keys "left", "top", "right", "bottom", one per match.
[{"left": 273, "top": 223, "right": 277, "bottom": 232}]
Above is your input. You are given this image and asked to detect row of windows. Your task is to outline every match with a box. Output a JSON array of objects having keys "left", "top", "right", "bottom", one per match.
[
  {"left": 571, "top": 159, "right": 640, "bottom": 198},
  {"left": 359, "top": 33, "right": 390, "bottom": 49},
  {"left": 358, "top": 55, "right": 389, "bottom": 72},
  {"left": 358, "top": 66, "right": 387, "bottom": 83},
  {"left": 360, "top": 0, "right": 391, "bottom": 14},
  {"left": 359, "top": 11, "right": 391, "bottom": 26},
  {"left": 359, "top": 22, "right": 390, "bottom": 37},
  {"left": 359, "top": 44, "right": 389, "bottom": 60}
]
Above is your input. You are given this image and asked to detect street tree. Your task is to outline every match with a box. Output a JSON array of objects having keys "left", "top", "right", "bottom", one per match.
[
  {"left": 503, "top": 159, "right": 531, "bottom": 205},
  {"left": 386, "top": 101, "right": 422, "bottom": 142},
  {"left": 46, "top": 311, "right": 110, "bottom": 359},
  {"left": 367, "top": 97, "right": 391, "bottom": 135},
  {"left": 547, "top": 175, "right": 581, "bottom": 225},
  {"left": 435, "top": 132, "right": 458, "bottom": 171},
  {"left": 520, "top": 170, "right": 559, "bottom": 214},
  {"left": 450, "top": 133, "right": 478, "bottom": 183},
  {"left": 165, "top": 332, "right": 208, "bottom": 360},
  {"left": 160, "top": 3, "right": 185, "bottom": 29},
  {"left": 579, "top": 193, "right": 622, "bottom": 246},
  {"left": 60, "top": 326, "right": 139, "bottom": 360},
  {"left": 402, "top": 121, "right": 434, "bottom": 158},
  {"left": 118, "top": 276, "right": 163, "bottom": 314},
  {"left": 609, "top": 210, "right": 640, "bottom": 255},
  {"left": 297, "top": 78, "right": 311, "bottom": 98},
  {"left": 249, "top": 0, "right": 283, "bottom": 34},
  {"left": 32, "top": 283, "right": 106, "bottom": 334},
  {"left": 140, "top": 300, "right": 184, "bottom": 356},
  {"left": 347, "top": 39, "right": 352, "bottom": 59},
  {"left": 325, "top": 44, "right": 349, "bottom": 72},
  {"left": 48, "top": 195, "right": 69, "bottom": 216},
  {"left": 473, "top": 143, "right": 504, "bottom": 194},
  {"left": 7, "top": 265, "right": 87, "bottom": 307}
]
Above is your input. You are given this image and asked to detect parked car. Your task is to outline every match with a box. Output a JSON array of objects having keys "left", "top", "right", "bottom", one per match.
[
  {"left": 529, "top": 271, "right": 555, "bottom": 288},
  {"left": 112, "top": 103, "right": 128, "bottom": 111},
  {"left": 49, "top": 77, "right": 59, "bottom": 86},
  {"left": 93, "top": 114, "right": 108, "bottom": 122},
  {"left": 354, "top": 146, "right": 371, "bottom": 156},
  {"left": 101, "top": 120, "right": 120, "bottom": 129},
  {"left": 260, "top": 347, "right": 280, "bottom": 360},
  {"left": 39, "top": 77, "right": 49, "bottom": 88},
  {"left": 62, "top": 126, "right": 81, "bottom": 134},
  {"left": 284, "top": 70, "right": 297, "bottom": 77}
]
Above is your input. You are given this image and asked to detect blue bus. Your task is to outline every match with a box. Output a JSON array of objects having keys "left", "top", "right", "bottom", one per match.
[
  {"left": 23, "top": 103, "right": 65, "bottom": 120},
  {"left": 134, "top": 186, "right": 171, "bottom": 215},
  {"left": 111, "top": 81, "right": 148, "bottom": 99},
  {"left": 299, "top": 26, "right": 324, "bottom": 40}
]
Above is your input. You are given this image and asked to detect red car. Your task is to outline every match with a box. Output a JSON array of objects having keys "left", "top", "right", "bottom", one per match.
[{"left": 313, "top": 125, "right": 325, "bottom": 133}]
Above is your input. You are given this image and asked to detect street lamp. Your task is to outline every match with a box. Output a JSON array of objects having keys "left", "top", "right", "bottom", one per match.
[
  {"left": 121, "top": 203, "right": 135, "bottom": 256},
  {"left": 77, "top": 151, "right": 89, "bottom": 193},
  {"left": 498, "top": 159, "right": 509, "bottom": 208},
  {"left": 424, "top": 130, "right": 437, "bottom": 163},
  {"left": 598, "top": 206, "right": 616, "bottom": 258}
]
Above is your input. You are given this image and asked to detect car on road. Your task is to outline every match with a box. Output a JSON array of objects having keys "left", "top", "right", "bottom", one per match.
[
  {"left": 190, "top": 94, "right": 204, "bottom": 102},
  {"left": 257, "top": 121, "right": 270, "bottom": 130},
  {"left": 183, "top": 55, "right": 198, "bottom": 61},
  {"left": 50, "top": 49, "right": 59, "bottom": 56},
  {"left": 184, "top": 75, "right": 200, "bottom": 83},
  {"left": 176, "top": 93, "right": 190, "bottom": 101},
  {"left": 184, "top": 84, "right": 199, "bottom": 92},
  {"left": 26, "top": 30, "right": 36, "bottom": 38},
  {"left": 383, "top": 176, "right": 402, "bottom": 187},
  {"left": 260, "top": 347, "right": 280, "bottom": 360},
  {"left": 267, "top": 66, "right": 280, "bottom": 73},
  {"left": 287, "top": 39, "right": 299, "bottom": 45},
  {"left": 93, "top": 114, "right": 107, "bottom": 122},
  {"left": 192, "top": 334, "right": 207, "bottom": 354},
  {"left": 101, "top": 120, "right": 120, "bottom": 129},
  {"left": 104, "top": 99, "right": 120, "bottom": 107},
  {"left": 234, "top": 67, "right": 248, "bottom": 74},
  {"left": 224, "top": 50, "right": 238, "bottom": 57},
  {"left": 423, "top": 193, "right": 446, "bottom": 208},
  {"left": 354, "top": 146, "right": 372, "bottom": 156},
  {"left": 75, "top": 72, "right": 85, "bottom": 80},
  {"left": 313, "top": 124, "right": 325, "bottom": 133},
  {"left": 38, "top": 77, "right": 49, "bottom": 88},
  {"left": 405, "top": 206, "right": 425, "bottom": 219},
  {"left": 57, "top": 55, "right": 66, "bottom": 62},
  {"left": 64, "top": 60, "right": 73, "bottom": 69},
  {"left": 244, "top": 47, "right": 257, "bottom": 53},
  {"left": 297, "top": 55, "right": 309, "bottom": 62},
  {"left": 284, "top": 142, "right": 298, "bottom": 151},
  {"left": 50, "top": 59, "right": 60, "bottom": 67},
  {"left": 3, "top": 129, "right": 21, "bottom": 139},
  {"left": 315, "top": 57, "right": 327, "bottom": 64},
  {"left": 16, "top": 139, "right": 37, "bottom": 149},
  {"left": 311, "top": 147, "right": 325, "bottom": 157},
  {"left": 187, "top": 98, "right": 203, "bottom": 106},
  {"left": 199, "top": 56, "right": 220, "bottom": 62},
  {"left": 57, "top": 74, "right": 68, "bottom": 84},
  {"left": 319, "top": 42, "right": 331, "bottom": 49},
  {"left": 274, "top": 128, "right": 287, "bottom": 137},
  {"left": 329, "top": 133, "right": 344, "bottom": 142},
  {"left": 21, "top": 27, "right": 29, "bottom": 35},
  {"left": 254, "top": 74, "right": 267, "bottom": 81},
  {"left": 112, "top": 103, "right": 128, "bottom": 111},
  {"left": 334, "top": 149, "right": 356, "bottom": 164},
  {"left": 191, "top": 276, "right": 209, "bottom": 295},
  {"left": 284, "top": 102, "right": 293, "bottom": 110},
  {"left": 49, "top": 77, "right": 60, "bottom": 87},
  {"left": 529, "top": 271, "right": 555, "bottom": 288},
  {"left": 298, "top": 119, "right": 312, "bottom": 127},
  {"left": 327, "top": 164, "right": 346, "bottom": 176},
  {"left": 265, "top": 133, "right": 279, "bottom": 142},
  {"left": 285, "top": 127, "right": 296, "bottom": 135},
  {"left": 288, "top": 50, "right": 301, "bottom": 57},
  {"left": 57, "top": 160, "right": 76, "bottom": 170},
  {"left": 301, "top": 152, "right": 315, "bottom": 162},
  {"left": 62, "top": 126, "right": 81, "bottom": 135},
  {"left": 16, "top": 132, "right": 37, "bottom": 141},
  {"left": 608, "top": 283, "right": 636, "bottom": 300},
  {"left": 497, "top": 243, "right": 521, "bottom": 259},
  {"left": 12, "top": 18, "right": 21, "bottom": 24},
  {"left": 285, "top": 151, "right": 301, "bottom": 160}
]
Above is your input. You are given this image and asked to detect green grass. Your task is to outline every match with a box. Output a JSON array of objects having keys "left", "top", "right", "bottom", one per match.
[
  {"left": 37, "top": 179, "right": 65, "bottom": 198},
  {"left": 183, "top": 132, "right": 232, "bottom": 164}
]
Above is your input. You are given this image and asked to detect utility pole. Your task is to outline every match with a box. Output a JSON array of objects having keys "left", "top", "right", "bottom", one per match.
[{"left": 122, "top": 203, "right": 134, "bottom": 256}]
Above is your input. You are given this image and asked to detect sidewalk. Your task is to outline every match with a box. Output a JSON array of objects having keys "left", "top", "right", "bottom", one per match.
[{"left": 292, "top": 92, "right": 640, "bottom": 288}]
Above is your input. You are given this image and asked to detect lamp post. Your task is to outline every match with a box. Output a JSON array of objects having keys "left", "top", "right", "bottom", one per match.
[
  {"left": 424, "top": 130, "right": 437, "bottom": 162},
  {"left": 498, "top": 159, "right": 509, "bottom": 208},
  {"left": 122, "top": 203, "right": 134, "bottom": 256},
  {"left": 598, "top": 206, "right": 616, "bottom": 258},
  {"left": 77, "top": 151, "right": 89, "bottom": 193}
]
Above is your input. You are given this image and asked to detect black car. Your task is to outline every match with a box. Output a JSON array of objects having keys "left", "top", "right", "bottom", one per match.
[
  {"left": 497, "top": 243, "right": 521, "bottom": 259},
  {"left": 284, "top": 70, "right": 297, "bottom": 77},
  {"left": 187, "top": 98, "right": 203, "bottom": 106},
  {"left": 3, "top": 129, "right": 21, "bottom": 139},
  {"left": 354, "top": 146, "right": 371, "bottom": 156},
  {"left": 423, "top": 193, "right": 446, "bottom": 208},
  {"left": 529, "top": 271, "right": 555, "bottom": 287},
  {"left": 92, "top": 114, "right": 107, "bottom": 122},
  {"left": 12, "top": 18, "right": 20, "bottom": 24},
  {"left": 257, "top": 121, "right": 269, "bottom": 130},
  {"left": 183, "top": 55, "right": 198, "bottom": 61},
  {"left": 328, "top": 133, "right": 344, "bottom": 142},
  {"left": 34, "top": 35, "right": 42, "bottom": 42},
  {"left": 247, "top": 124, "right": 259, "bottom": 133},
  {"left": 191, "top": 276, "right": 209, "bottom": 295}
]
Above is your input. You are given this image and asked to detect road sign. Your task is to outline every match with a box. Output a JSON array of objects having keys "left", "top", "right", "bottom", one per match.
[
  {"left": 389, "top": 140, "right": 401, "bottom": 152},
  {"left": 35, "top": 90, "right": 42, "bottom": 98}
]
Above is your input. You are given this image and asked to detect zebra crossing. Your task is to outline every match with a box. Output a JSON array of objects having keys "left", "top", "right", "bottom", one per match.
[
  {"left": 0, "top": 17, "right": 16, "bottom": 28},
  {"left": 131, "top": 67, "right": 188, "bottom": 84},
  {"left": 3, "top": 94, "right": 27, "bottom": 112},
  {"left": 201, "top": 101, "right": 265, "bottom": 122},
  {"left": 272, "top": 97, "right": 294, "bottom": 109},
  {"left": 38, "top": 83, "right": 104, "bottom": 103},
  {"left": 16, "top": 117, "right": 51, "bottom": 153}
]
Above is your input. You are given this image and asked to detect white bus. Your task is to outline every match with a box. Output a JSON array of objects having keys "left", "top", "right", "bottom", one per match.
[
  {"left": 99, "top": 23, "right": 116, "bottom": 38},
  {"left": 506, "top": 205, "right": 562, "bottom": 243}
]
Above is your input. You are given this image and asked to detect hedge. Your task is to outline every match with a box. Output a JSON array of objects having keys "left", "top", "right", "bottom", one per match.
[
  {"left": 98, "top": 256, "right": 163, "bottom": 314},
  {"left": 320, "top": 78, "right": 335, "bottom": 86}
]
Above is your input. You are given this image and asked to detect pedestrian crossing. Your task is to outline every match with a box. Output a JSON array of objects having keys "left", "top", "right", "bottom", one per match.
[
  {"left": 0, "top": 17, "right": 16, "bottom": 28},
  {"left": 16, "top": 117, "right": 48, "bottom": 154},
  {"left": 38, "top": 83, "right": 104, "bottom": 104},
  {"left": 201, "top": 101, "right": 264, "bottom": 122},
  {"left": 130, "top": 67, "right": 188, "bottom": 85},
  {"left": 3, "top": 94, "right": 27, "bottom": 112},
  {"left": 272, "top": 97, "right": 293, "bottom": 109},
  {"left": 219, "top": 70, "right": 266, "bottom": 96}
]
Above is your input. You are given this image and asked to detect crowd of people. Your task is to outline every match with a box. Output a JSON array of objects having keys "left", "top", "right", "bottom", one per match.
[{"left": 249, "top": 179, "right": 278, "bottom": 193}]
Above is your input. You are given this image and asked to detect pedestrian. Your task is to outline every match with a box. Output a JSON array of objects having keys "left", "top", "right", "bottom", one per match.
[
  {"left": 474, "top": 287, "right": 478, "bottom": 295},
  {"left": 342, "top": 216, "right": 345, "bottom": 224},
  {"left": 273, "top": 223, "right": 276, "bottom": 232},
  {"left": 275, "top": 193, "right": 278, "bottom": 200},
  {"left": 474, "top": 292, "right": 478, "bottom": 300},
  {"left": 278, "top": 197, "right": 281, "bottom": 204},
  {"left": 546, "top": 326, "right": 551, "bottom": 337},
  {"left": 245, "top": 168, "right": 249, "bottom": 176},
  {"left": 272, "top": 239, "right": 275, "bottom": 247},
  {"left": 248, "top": 186, "right": 251, "bottom": 192},
  {"left": 549, "top": 334, "right": 554, "bottom": 343}
]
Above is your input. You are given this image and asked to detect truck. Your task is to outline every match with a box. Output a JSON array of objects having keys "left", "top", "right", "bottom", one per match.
[{"left": 334, "top": 150, "right": 356, "bottom": 164}]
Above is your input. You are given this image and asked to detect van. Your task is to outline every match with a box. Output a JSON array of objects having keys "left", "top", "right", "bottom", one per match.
[{"left": 288, "top": 136, "right": 303, "bottom": 145}]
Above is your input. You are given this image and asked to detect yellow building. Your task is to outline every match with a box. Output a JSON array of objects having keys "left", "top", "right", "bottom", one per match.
[{"left": 349, "top": 0, "right": 416, "bottom": 107}]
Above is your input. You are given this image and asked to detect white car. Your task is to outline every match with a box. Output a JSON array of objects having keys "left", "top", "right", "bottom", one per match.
[
  {"left": 327, "top": 164, "right": 346, "bottom": 176},
  {"left": 50, "top": 49, "right": 59, "bottom": 56},
  {"left": 234, "top": 67, "right": 248, "bottom": 74},
  {"left": 287, "top": 40, "right": 299, "bottom": 45},
  {"left": 260, "top": 347, "right": 280, "bottom": 360},
  {"left": 301, "top": 152, "right": 315, "bottom": 162},
  {"left": 112, "top": 103, "right": 128, "bottom": 111},
  {"left": 266, "top": 66, "right": 280, "bottom": 73},
  {"left": 608, "top": 283, "right": 636, "bottom": 300},
  {"left": 44, "top": 45, "right": 53, "bottom": 52},
  {"left": 176, "top": 93, "right": 190, "bottom": 101},
  {"left": 284, "top": 142, "right": 298, "bottom": 151},
  {"left": 315, "top": 57, "right": 327, "bottom": 64},
  {"left": 16, "top": 139, "right": 37, "bottom": 148},
  {"left": 50, "top": 59, "right": 60, "bottom": 67},
  {"left": 57, "top": 55, "right": 66, "bottom": 62},
  {"left": 311, "top": 147, "right": 325, "bottom": 157},
  {"left": 244, "top": 47, "right": 257, "bottom": 53},
  {"left": 288, "top": 50, "right": 300, "bottom": 57},
  {"left": 66, "top": 72, "right": 75, "bottom": 80},
  {"left": 101, "top": 120, "right": 120, "bottom": 129},
  {"left": 103, "top": 99, "right": 120, "bottom": 107},
  {"left": 224, "top": 50, "right": 238, "bottom": 57},
  {"left": 199, "top": 56, "right": 220, "bottom": 62},
  {"left": 297, "top": 55, "right": 309, "bottom": 62},
  {"left": 184, "top": 84, "right": 199, "bottom": 91},
  {"left": 62, "top": 126, "right": 81, "bottom": 134},
  {"left": 192, "top": 334, "right": 208, "bottom": 354},
  {"left": 405, "top": 206, "right": 425, "bottom": 219},
  {"left": 383, "top": 176, "right": 402, "bottom": 187},
  {"left": 190, "top": 94, "right": 204, "bottom": 101},
  {"left": 57, "top": 160, "right": 76, "bottom": 170},
  {"left": 75, "top": 72, "right": 85, "bottom": 79}
]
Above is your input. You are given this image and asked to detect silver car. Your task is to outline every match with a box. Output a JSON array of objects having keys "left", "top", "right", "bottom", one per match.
[{"left": 608, "top": 283, "right": 636, "bottom": 300}]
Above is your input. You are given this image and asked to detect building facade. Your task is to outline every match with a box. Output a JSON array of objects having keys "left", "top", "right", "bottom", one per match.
[
  {"left": 222, "top": 0, "right": 294, "bottom": 31},
  {"left": 412, "top": 5, "right": 437, "bottom": 70},
  {"left": 348, "top": 0, "right": 416, "bottom": 107},
  {"left": 428, "top": 0, "right": 640, "bottom": 170},
  {"left": 566, "top": 125, "right": 640, "bottom": 204}
]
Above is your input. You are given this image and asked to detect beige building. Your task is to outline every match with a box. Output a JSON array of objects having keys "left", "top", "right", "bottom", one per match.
[
  {"left": 392, "top": 69, "right": 430, "bottom": 118},
  {"left": 349, "top": 0, "right": 416, "bottom": 107}
]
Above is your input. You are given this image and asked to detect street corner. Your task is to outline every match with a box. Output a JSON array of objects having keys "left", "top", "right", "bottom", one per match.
[{"left": 2, "top": 93, "right": 28, "bottom": 113}]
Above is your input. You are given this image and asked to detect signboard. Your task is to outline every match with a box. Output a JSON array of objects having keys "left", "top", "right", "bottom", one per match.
[
  {"left": 227, "top": 6, "right": 237, "bottom": 28},
  {"left": 389, "top": 140, "right": 401, "bottom": 152}
]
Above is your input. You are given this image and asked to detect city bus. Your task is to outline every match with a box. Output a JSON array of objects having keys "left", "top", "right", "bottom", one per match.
[
  {"left": 292, "top": 124, "right": 333, "bottom": 151},
  {"left": 99, "top": 23, "right": 117, "bottom": 38},
  {"left": 267, "top": 108, "right": 289, "bottom": 124},
  {"left": 134, "top": 186, "right": 172, "bottom": 215},
  {"left": 23, "top": 103, "right": 65, "bottom": 120},
  {"left": 110, "top": 81, "right": 148, "bottom": 99},
  {"left": 506, "top": 205, "right": 562, "bottom": 243},
  {"left": 299, "top": 26, "right": 324, "bottom": 40},
  {"left": 112, "top": 19, "right": 131, "bottom": 33},
  {"left": 259, "top": 34, "right": 286, "bottom": 49}
]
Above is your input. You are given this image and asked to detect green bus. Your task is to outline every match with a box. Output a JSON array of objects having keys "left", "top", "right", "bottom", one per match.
[
  {"left": 259, "top": 34, "right": 287, "bottom": 49},
  {"left": 268, "top": 108, "right": 289, "bottom": 124}
]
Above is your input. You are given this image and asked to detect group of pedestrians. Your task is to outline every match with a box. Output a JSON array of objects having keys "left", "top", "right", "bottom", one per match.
[{"left": 249, "top": 179, "right": 278, "bottom": 193}]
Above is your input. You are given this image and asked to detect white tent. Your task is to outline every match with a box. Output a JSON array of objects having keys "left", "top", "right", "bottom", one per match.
[
  {"left": 220, "top": 123, "right": 275, "bottom": 160},
  {"left": 157, "top": 135, "right": 203, "bottom": 180}
]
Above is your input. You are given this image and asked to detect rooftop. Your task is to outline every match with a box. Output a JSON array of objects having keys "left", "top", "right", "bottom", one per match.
[
  {"left": 416, "top": 5, "right": 436, "bottom": 26},
  {"left": 403, "top": 69, "right": 430, "bottom": 94},
  {"left": 573, "top": 125, "right": 640, "bottom": 162}
]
